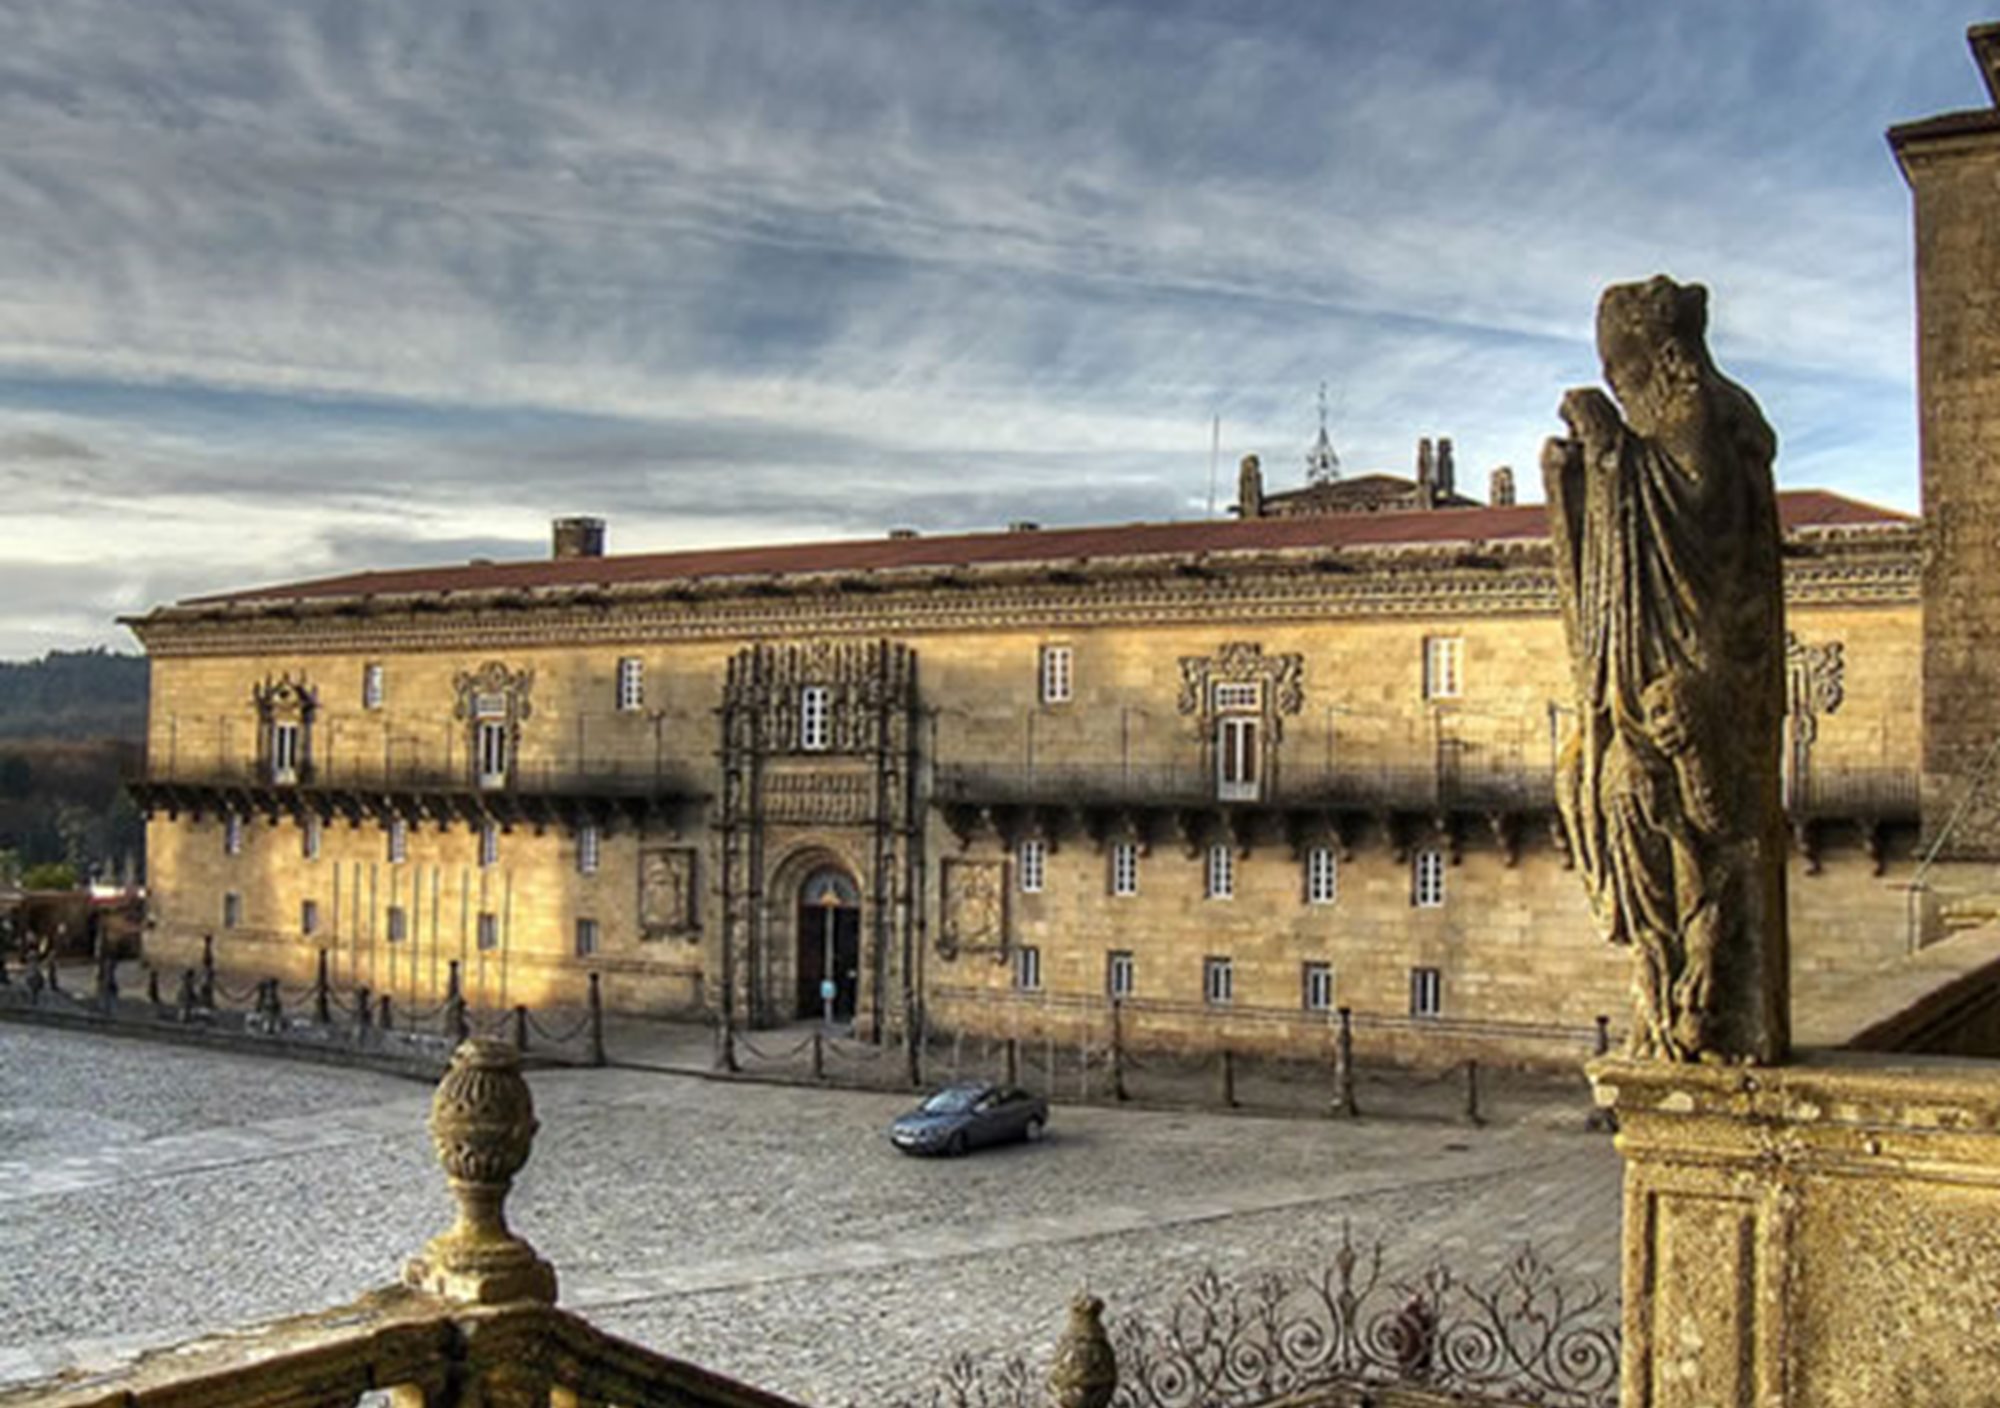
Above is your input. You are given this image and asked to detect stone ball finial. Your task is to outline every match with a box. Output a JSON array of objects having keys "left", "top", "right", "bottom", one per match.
[
  {"left": 1048, "top": 1293, "right": 1117, "bottom": 1408},
  {"left": 402, "top": 1039, "right": 558, "bottom": 1305}
]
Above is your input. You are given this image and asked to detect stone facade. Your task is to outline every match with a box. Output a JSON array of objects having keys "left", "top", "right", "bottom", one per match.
[{"left": 126, "top": 500, "right": 1918, "bottom": 1070}]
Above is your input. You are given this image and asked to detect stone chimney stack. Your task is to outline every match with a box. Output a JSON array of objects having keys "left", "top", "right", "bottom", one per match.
[
  {"left": 1237, "top": 455, "right": 1265, "bottom": 519},
  {"left": 1435, "top": 438, "right": 1455, "bottom": 499},
  {"left": 1415, "top": 438, "right": 1435, "bottom": 506},
  {"left": 552, "top": 517, "right": 606, "bottom": 560},
  {"left": 1489, "top": 466, "right": 1516, "bottom": 507}
]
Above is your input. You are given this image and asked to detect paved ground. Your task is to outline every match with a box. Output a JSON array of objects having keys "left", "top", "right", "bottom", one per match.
[{"left": 0, "top": 1024, "right": 1622, "bottom": 1405}]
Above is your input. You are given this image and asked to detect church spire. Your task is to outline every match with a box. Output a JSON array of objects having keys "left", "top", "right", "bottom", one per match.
[{"left": 1305, "top": 381, "right": 1340, "bottom": 485}]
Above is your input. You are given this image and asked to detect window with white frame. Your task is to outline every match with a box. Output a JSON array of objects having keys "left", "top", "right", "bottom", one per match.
[
  {"left": 1411, "top": 966, "right": 1443, "bottom": 1018},
  {"left": 479, "top": 823, "right": 499, "bottom": 869},
  {"left": 575, "top": 917, "right": 600, "bottom": 957},
  {"left": 477, "top": 911, "right": 499, "bottom": 951},
  {"left": 799, "top": 685, "right": 831, "bottom": 751},
  {"left": 1110, "top": 841, "right": 1139, "bottom": 897},
  {"left": 387, "top": 905, "right": 408, "bottom": 943},
  {"left": 387, "top": 819, "right": 408, "bottom": 865},
  {"left": 1413, "top": 848, "right": 1446, "bottom": 908},
  {"left": 301, "top": 813, "right": 321, "bottom": 861},
  {"left": 1205, "top": 843, "right": 1234, "bottom": 900},
  {"left": 1014, "top": 944, "right": 1042, "bottom": 991},
  {"left": 223, "top": 891, "right": 242, "bottom": 929},
  {"left": 362, "top": 662, "right": 385, "bottom": 710},
  {"left": 301, "top": 899, "right": 319, "bottom": 936},
  {"left": 577, "top": 824, "right": 601, "bottom": 876},
  {"left": 1306, "top": 846, "right": 1338, "bottom": 905},
  {"left": 1216, "top": 715, "right": 1261, "bottom": 801},
  {"left": 476, "top": 719, "right": 509, "bottom": 789},
  {"left": 1303, "top": 961, "right": 1334, "bottom": 1012},
  {"left": 1106, "top": 950, "right": 1134, "bottom": 1000},
  {"left": 1039, "top": 645, "right": 1073, "bottom": 705},
  {"left": 1203, "top": 955, "right": 1234, "bottom": 1006},
  {"left": 1017, "top": 837, "right": 1046, "bottom": 894},
  {"left": 1423, "top": 636, "right": 1463, "bottom": 700},
  {"left": 223, "top": 813, "right": 243, "bottom": 856},
  {"left": 616, "top": 657, "right": 644, "bottom": 712},
  {"left": 269, "top": 721, "right": 301, "bottom": 784}
]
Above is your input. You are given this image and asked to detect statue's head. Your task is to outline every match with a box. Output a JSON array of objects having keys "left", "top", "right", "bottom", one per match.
[{"left": 1596, "top": 276, "right": 1711, "bottom": 426}]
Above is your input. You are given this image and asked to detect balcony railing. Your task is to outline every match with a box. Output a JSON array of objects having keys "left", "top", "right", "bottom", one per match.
[
  {"left": 934, "top": 758, "right": 1554, "bottom": 814},
  {"left": 130, "top": 754, "right": 703, "bottom": 800},
  {"left": 1791, "top": 766, "right": 1920, "bottom": 820}
]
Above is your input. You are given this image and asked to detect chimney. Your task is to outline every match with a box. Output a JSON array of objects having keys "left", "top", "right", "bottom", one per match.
[
  {"left": 1435, "top": 438, "right": 1455, "bottom": 499},
  {"left": 1237, "top": 455, "right": 1264, "bottom": 519},
  {"left": 1008, "top": 520, "right": 1041, "bottom": 533},
  {"left": 1416, "top": 438, "right": 1435, "bottom": 506},
  {"left": 1489, "top": 466, "right": 1516, "bottom": 507},
  {"left": 552, "top": 516, "right": 606, "bottom": 560}
]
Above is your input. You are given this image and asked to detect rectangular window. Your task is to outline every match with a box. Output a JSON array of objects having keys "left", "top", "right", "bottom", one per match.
[
  {"left": 1205, "top": 843, "right": 1234, "bottom": 900},
  {"left": 1106, "top": 950, "right": 1135, "bottom": 1001},
  {"left": 1217, "top": 716, "right": 1260, "bottom": 801},
  {"left": 386, "top": 905, "right": 408, "bottom": 943},
  {"left": 387, "top": 819, "right": 408, "bottom": 865},
  {"left": 1014, "top": 944, "right": 1042, "bottom": 991},
  {"left": 1423, "top": 637, "right": 1463, "bottom": 700},
  {"left": 800, "top": 685, "right": 831, "bottom": 751},
  {"left": 1110, "top": 841, "right": 1139, "bottom": 897},
  {"left": 1203, "top": 955, "right": 1234, "bottom": 1006},
  {"left": 479, "top": 823, "right": 499, "bottom": 869},
  {"left": 301, "top": 899, "right": 319, "bottom": 936},
  {"left": 1212, "top": 681, "right": 1261, "bottom": 711},
  {"left": 1413, "top": 848, "right": 1446, "bottom": 908},
  {"left": 476, "top": 720, "right": 509, "bottom": 788},
  {"left": 362, "top": 662, "right": 385, "bottom": 710},
  {"left": 1303, "top": 961, "right": 1334, "bottom": 1012},
  {"left": 1306, "top": 846, "right": 1338, "bottom": 905},
  {"left": 616, "top": 657, "right": 644, "bottom": 712},
  {"left": 270, "top": 721, "right": 301, "bottom": 783},
  {"left": 1017, "top": 838, "right": 1046, "bottom": 894},
  {"left": 1039, "top": 645, "right": 1073, "bottom": 704},
  {"left": 578, "top": 824, "right": 601, "bottom": 876},
  {"left": 1411, "top": 967, "right": 1443, "bottom": 1018},
  {"left": 302, "top": 813, "right": 322, "bottom": 861},
  {"left": 575, "top": 917, "right": 600, "bottom": 957},
  {"left": 223, "top": 891, "right": 242, "bottom": 929},
  {"left": 223, "top": 813, "right": 243, "bottom": 856},
  {"left": 477, "top": 911, "right": 500, "bottom": 951}
]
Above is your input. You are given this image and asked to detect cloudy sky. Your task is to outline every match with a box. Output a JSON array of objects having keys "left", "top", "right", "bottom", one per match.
[{"left": 0, "top": 0, "right": 1990, "bottom": 657}]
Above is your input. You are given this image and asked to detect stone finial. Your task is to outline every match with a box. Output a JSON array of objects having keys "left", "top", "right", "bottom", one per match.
[
  {"left": 403, "top": 1039, "right": 557, "bottom": 1305},
  {"left": 1048, "top": 1294, "right": 1117, "bottom": 1408},
  {"left": 1236, "top": 454, "right": 1264, "bottom": 519},
  {"left": 1489, "top": 465, "right": 1516, "bottom": 507}
]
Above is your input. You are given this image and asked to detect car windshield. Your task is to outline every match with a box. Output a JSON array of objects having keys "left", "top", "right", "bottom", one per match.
[{"left": 919, "top": 1087, "right": 982, "bottom": 1114}]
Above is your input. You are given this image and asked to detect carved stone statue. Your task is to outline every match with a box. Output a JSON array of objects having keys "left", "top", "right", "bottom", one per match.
[{"left": 1542, "top": 276, "right": 1789, "bottom": 1064}]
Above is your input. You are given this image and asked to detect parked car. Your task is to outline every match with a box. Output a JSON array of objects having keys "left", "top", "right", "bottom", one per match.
[{"left": 889, "top": 1081, "right": 1049, "bottom": 1156}]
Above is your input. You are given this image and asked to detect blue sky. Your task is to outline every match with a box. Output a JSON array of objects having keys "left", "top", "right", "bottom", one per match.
[{"left": 0, "top": 0, "right": 1991, "bottom": 656}]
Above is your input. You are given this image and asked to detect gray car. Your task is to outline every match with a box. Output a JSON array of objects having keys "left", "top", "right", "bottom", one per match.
[{"left": 889, "top": 1081, "right": 1049, "bottom": 1156}]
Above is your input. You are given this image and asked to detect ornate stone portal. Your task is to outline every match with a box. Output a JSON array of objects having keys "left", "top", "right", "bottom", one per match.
[{"left": 1543, "top": 275, "right": 1790, "bottom": 1065}]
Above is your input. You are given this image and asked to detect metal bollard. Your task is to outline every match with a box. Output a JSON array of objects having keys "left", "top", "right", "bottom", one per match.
[
  {"left": 812, "top": 1029, "right": 826, "bottom": 1081},
  {"left": 447, "top": 991, "right": 469, "bottom": 1045},
  {"left": 356, "top": 985, "right": 373, "bottom": 1031},
  {"left": 146, "top": 966, "right": 162, "bottom": 1009},
  {"left": 314, "top": 948, "right": 332, "bottom": 1025},
  {"left": 176, "top": 968, "right": 196, "bottom": 1022},
  {"left": 716, "top": 1012, "right": 739, "bottom": 1073},
  {"left": 200, "top": 934, "right": 215, "bottom": 1009},
  {"left": 1462, "top": 1058, "right": 1486, "bottom": 1127},
  {"left": 97, "top": 955, "right": 118, "bottom": 1012},
  {"left": 1331, "top": 1007, "right": 1360, "bottom": 1119},
  {"left": 1585, "top": 1015, "right": 1619, "bottom": 1133},
  {"left": 45, "top": 957, "right": 60, "bottom": 994},
  {"left": 513, "top": 1004, "right": 529, "bottom": 1053},
  {"left": 379, "top": 992, "right": 394, "bottom": 1031},
  {"left": 586, "top": 972, "right": 606, "bottom": 1067},
  {"left": 1004, "top": 1037, "right": 1020, "bottom": 1088},
  {"left": 1218, "top": 1048, "right": 1238, "bottom": 1109}
]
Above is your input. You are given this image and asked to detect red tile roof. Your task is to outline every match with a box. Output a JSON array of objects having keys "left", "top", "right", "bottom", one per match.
[{"left": 185, "top": 489, "right": 1912, "bottom": 607}]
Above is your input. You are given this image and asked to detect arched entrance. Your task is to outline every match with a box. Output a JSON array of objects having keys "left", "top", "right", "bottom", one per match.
[{"left": 796, "top": 867, "right": 861, "bottom": 1022}]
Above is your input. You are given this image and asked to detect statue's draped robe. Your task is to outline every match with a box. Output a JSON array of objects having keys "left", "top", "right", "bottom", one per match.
[{"left": 1548, "top": 401, "right": 1785, "bottom": 1060}]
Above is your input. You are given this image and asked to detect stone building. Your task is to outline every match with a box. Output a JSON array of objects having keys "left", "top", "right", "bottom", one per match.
[{"left": 125, "top": 469, "right": 1920, "bottom": 1067}]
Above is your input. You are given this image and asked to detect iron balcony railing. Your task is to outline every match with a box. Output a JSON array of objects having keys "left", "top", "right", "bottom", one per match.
[
  {"left": 1790, "top": 765, "right": 1920, "bottom": 819},
  {"left": 934, "top": 758, "right": 1555, "bottom": 813},
  {"left": 130, "top": 754, "right": 704, "bottom": 800}
]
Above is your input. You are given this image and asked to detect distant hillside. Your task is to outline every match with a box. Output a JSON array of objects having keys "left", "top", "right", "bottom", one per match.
[{"left": 0, "top": 649, "right": 148, "bottom": 740}]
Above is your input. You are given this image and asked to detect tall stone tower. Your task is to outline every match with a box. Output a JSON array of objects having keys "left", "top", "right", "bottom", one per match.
[{"left": 1891, "top": 23, "right": 2000, "bottom": 857}]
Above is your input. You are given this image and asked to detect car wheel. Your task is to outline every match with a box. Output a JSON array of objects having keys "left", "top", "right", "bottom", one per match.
[
  {"left": 946, "top": 1131, "right": 968, "bottom": 1157},
  {"left": 1024, "top": 1116, "right": 1046, "bottom": 1143}
]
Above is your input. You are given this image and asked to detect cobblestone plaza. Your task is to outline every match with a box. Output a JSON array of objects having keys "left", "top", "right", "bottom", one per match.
[{"left": 0, "top": 1026, "right": 1619, "bottom": 1403}]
